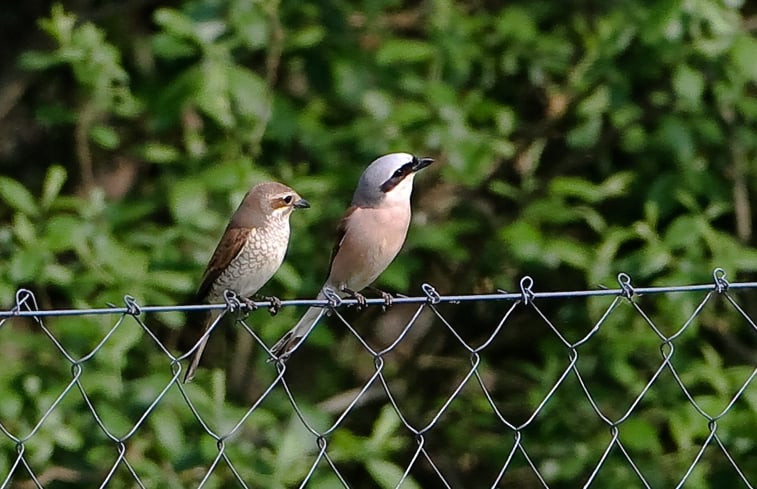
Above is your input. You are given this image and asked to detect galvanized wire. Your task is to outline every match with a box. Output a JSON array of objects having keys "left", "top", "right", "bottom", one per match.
[{"left": 0, "top": 268, "right": 755, "bottom": 488}]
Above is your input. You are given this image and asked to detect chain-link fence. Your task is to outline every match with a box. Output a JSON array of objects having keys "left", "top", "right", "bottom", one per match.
[{"left": 1, "top": 269, "right": 755, "bottom": 488}]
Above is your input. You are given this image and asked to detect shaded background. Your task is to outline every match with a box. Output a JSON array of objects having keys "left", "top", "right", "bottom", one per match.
[{"left": 0, "top": 0, "right": 756, "bottom": 487}]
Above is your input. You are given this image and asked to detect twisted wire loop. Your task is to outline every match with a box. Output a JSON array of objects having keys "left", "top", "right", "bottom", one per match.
[{"left": 0, "top": 269, "right": 755, "bottom": 488}]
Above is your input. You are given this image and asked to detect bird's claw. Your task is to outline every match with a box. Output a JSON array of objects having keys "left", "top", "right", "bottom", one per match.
[
  {"left": 353, "top": 292, "right": 367, "bottom": 309},
  {"left": 240, "top": 297, "right": 258, "bottom": 317},
  {"left": 367, "top": 286, "right": 394, "bottom": 311},
  {"left": 263, "top": 296, "right": 282, "bottom": 316},
  {"left": 342, "top": 288, "right": 367, "bottom": 309},
  {"left": 380, "top": 291, "right": 393, "bottom": 311},
  {"left": 223, "top": 289, "right": 253, "bottom": 314}
]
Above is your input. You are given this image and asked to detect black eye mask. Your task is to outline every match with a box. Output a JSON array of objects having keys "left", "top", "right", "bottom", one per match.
[{"left": 380, "top": 161, "right": 415, "bottom": 193}]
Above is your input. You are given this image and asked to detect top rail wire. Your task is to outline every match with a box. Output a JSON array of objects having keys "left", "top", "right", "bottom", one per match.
[{"left": 3, "top": 270, "right": 755, "bottom": 318}]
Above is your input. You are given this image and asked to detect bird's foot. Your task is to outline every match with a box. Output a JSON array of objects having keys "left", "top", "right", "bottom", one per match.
[
  {"left": 223, "top": 289, "right": 256, "bottom": 315},
  {"left": 259, "top": 295, "right": 282, "bottom": 316},
  {"left": 241, "top": 296, "right": 258, "bottom": 312},
  {"left": 342, "top": 288, "right": 367, "bottom": 309},
  {"left": 236, "top": 297, "right": 258, "bottom": 319},
  {"left": 367, "top": 286, "right": 394, "bottom": 311},
  {"left": 380, "top": 290, "right": 393, "bottom": 311}
]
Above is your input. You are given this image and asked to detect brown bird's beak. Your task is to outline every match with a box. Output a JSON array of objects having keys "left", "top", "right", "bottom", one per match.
[
  {"left": 294, "top": 198, "right": 310, "bottom": 209},
  {"left": 412, "top": 157, "right": 434, "bottom": 172}
]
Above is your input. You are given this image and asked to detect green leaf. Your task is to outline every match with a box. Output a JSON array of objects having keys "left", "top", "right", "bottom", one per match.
[
  {"left": 393, "top": 100, "right": 432, "bottom": 126},
  {"left": 549, "top": 173, "right": 632, "bottom": 204},
  {"left": 93, "top": 402, "right": 133, "bottom": 437},
  {"left": 139, "top": 142, "right": 181, "bottom": 163},
  {"left": 567, "top": 116, "right": 602, "bottom": 148},
  {"left": 39, "top": 4, "right": 77, "bottom": 44},
  {"left": 596, "top": 172, "right": 634, "bottom": 198},
  {"left": 8, "top": 248, "right": 46, "bottom": 283},
  {"left": 53, "top": 424, "right": 84, "bottom": 451},
  {"left": 0, "top": 177, "right": 38, "bottom": 216},
  {"left": 229, "top": 0, "right": 268, "bottom": 48},
  {"left": 730, "top": 34, "right": 757, "bottom": 81},
  {"left": 41, "top": 165, "right": 67, "bottom": 209},
  {"left": 194, "top": 20, "right": 227, "bottom": 44},
  {"left": 577, "top": 85, "right": 610, "bottom": 117},
  {"left": 169, "top": 179, "right": 208, "bottom": 224},
  {"left": 18, "top": 51, "right": 60, "bottom": 71},
  {"left": 663, "top": 215, "right": 699, "bottom": 250},
  {"left": 370, "top": 405, "right": 401, "bottom": 447},
  {"left": 274, "top": 416, "right": 317, "bottom": 482},
  {"left": 229, "top": 66, "right": 268, "bottom": 120},
  {"left": 44, "top": 215, "right": 82, "bottom": 252},
  {"left": 366, "top": 459, "right": 421, "bottom": 489},
  {"left": 376, "top": 40, "right": 435, "bottom": 65},
  {"left": 287, "top": 25, "right": 325, "bottom": 49},
  {"left": 43, "top": 263, "right": 74, "bottom": 286},
  {"left": 658, "top": 117, "right": 694, "bottom": 163},
  {"left": 672, "top": 64, "right": 705, "bottom": 105},
  {"left": 501, "top": 221, "right": 543, "bottom": 263},
  {"left": 495, "top": 6, "right": 537, "bottom": 40},
  {"left": 620, "top": 418, "right": 660, "bottom": 453},
  {"left": 310, "top": 475, "right": 346, "bottom": 489},
  {"left": 153, "top": 8, "right": 198, "bottom": 42},
  {"left": 197, "top": 59, "right": 234, "bottom": 127},
  {"left": 151, "top": 32, "right": 197, "bottom": 59},
  {"left": 362, "top": 90, "right": 392, "bottom": 120},
  {"left": 90, "top": 124, "right": 120, "bottom": 149},
  {"left": 13, "top": 213, "right": 36, "bottom": 245},
  {"left": 150, "top": 408, "right": 185, "bottom": 456},
  {"left": 549, "top": 177, "right": 599, "bottom": 203},
  {"left": 149, "top": 270, "right": 195, "bottom": 294},
  {"left": 544, "top": 237, "right": 591, "bottom": 269},
  {"left": 272, "top": 262, "right": 303, "bottom": 291}
]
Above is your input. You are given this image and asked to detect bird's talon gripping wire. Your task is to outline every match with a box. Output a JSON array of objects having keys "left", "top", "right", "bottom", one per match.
[
  {"left": 343, "top": 288, "right": 367, "bottom": 309},
  {"left": 380, "top": 290, "right": 393, "bottom": 311},
  {"left": 263, "top": 296, "right": 282, "bottom": 315}
]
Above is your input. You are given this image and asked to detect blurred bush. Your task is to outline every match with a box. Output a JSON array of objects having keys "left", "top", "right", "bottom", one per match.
[{"left": 0, "top": 0, "right": 755, "bottom": 487}]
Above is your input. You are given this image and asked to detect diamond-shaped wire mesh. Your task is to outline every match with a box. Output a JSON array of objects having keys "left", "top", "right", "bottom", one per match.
[{"left": 1, "top": 269, "right": 755, "bottom": 488}]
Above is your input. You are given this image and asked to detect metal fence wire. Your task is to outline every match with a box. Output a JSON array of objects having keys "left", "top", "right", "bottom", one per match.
[{"left": 1, "top": 268, "right": 755, "bottom": 488}]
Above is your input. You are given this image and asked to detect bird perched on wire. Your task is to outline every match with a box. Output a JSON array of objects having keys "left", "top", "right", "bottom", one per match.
[
  {"left": 183, "top": 182, "right": 310, "bottom": 383},
  {"left": 270, "top": 152, "right": 433, "bottom": 359}
]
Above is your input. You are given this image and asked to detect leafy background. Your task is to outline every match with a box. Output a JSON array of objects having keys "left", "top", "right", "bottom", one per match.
[{"left": 0, "top": 0, "right": 756, "bottom": 487}]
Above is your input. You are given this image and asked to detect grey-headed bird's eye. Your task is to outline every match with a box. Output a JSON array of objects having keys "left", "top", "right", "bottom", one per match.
[{"left": 283, "top": 195, "right": 293, "bottom": 204}]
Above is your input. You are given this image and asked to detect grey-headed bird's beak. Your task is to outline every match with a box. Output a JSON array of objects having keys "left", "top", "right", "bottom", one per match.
[
  {"left": 294, "top": 198, "right": 310, "bottom": 209},
  {"left": 412, "top": 157, "right": 434, "bottom": 172}
]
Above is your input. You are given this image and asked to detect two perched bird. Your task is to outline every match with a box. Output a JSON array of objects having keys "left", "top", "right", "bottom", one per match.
[{"left": 183, "top": 153, "right": 433, "bottom": 383}]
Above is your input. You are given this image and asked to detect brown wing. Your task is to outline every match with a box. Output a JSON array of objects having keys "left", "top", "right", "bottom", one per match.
[
  {"left": 325, "top": 206, "right": 357, "bottom": 282},
  {"left": 195, "top": 227, "right": 254, "bottom": 302}
]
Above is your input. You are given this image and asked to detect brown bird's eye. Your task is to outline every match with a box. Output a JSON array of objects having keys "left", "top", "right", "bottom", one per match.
[{"left": 283, "top": 195, "right": 293, "bottom": 204}]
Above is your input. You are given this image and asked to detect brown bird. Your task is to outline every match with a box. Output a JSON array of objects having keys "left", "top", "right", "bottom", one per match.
[{"left": 183, "top": 182, "right": 309, "bottom": 383}]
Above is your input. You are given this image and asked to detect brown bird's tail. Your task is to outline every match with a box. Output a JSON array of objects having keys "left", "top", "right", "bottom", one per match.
[
  {"left": 269, "top": 291, "right": 329, "bottom": 359},
  {"left": 183, "top": 309, "right": 223, "bottom": 383}
]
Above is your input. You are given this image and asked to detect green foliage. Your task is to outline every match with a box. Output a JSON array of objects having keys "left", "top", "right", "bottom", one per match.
[{"left": 1, "top": 0, "right": 756, "bottom": 486}]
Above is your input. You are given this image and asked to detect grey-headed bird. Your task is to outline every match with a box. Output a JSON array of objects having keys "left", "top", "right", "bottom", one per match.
[
  {"left": 183, "top": 182, "right": 309, "bottom": 383},
  {"left": 270, "top": 152, "right": 433, "bottom": 359}
]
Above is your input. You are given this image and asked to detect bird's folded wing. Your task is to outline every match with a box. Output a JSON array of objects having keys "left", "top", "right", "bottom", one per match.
[
  {"left": 195, "top": 227, "right": 255, "bottom": 302},
  {"left": 325, "top": 206, "right": 356, "bottom": 282}
]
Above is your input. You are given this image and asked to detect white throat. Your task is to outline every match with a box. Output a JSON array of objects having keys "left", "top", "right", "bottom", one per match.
[{"left": 383, "top": 173, "right": 415, "bottom": 206}]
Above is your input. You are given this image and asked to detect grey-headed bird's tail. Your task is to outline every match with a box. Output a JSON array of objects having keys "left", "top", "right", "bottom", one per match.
[{"left": 269, "top": 291, "right": 329, "bottom": 359}]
